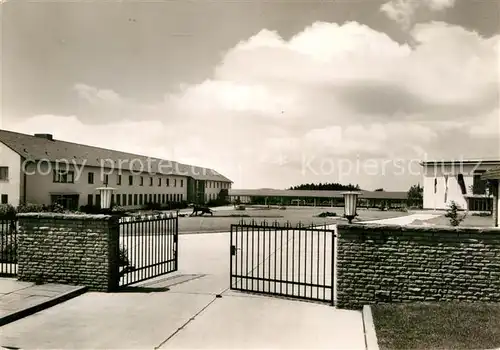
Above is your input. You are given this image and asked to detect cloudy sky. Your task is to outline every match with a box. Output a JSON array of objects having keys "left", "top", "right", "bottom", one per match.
[{"left": 1, "top": 0, "right": 499, "bottom": 190}]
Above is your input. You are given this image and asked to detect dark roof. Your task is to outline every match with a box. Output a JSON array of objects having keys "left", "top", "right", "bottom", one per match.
[
  {"left": 482, "top": 166, "right": 500, "bottom": 180},
  {"left": 0, "top": 129, "right": 232, "bottom": 182},
  {"left": 228, "top": 188, "right": 407, "bottom": 200}
]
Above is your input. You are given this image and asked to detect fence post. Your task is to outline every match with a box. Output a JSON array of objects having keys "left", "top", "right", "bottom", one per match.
[
  {"left": 107, "top": 215, "right": 121, "bottom": 292},
  {"left": 331, "top": 229, "right": 336, "bottom": 307},
  {"left": 174, "top": 215, "right": 179, "bottom": 271},
  {"left": 229, "top": 224, "right": 233, "bottom": 289}
]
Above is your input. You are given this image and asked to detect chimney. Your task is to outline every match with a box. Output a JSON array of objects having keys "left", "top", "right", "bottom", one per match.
[{"left": 34, "top": 133, "right": 54, "bottom": 141}]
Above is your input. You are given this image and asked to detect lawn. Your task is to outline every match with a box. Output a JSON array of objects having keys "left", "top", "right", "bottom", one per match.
[
  {"left": 372, "top": 302, "right": 500, "bottom": 350},
  {"left": 423, "top": 213, "right": 494, "bottom": 227},
  {"left": 176, "top": 206, "right": 410, "bottom": 234}
]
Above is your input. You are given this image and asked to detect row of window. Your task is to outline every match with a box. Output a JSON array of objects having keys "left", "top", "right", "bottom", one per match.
[
  {"left": 87, "top": 172, "right": 185, "bottom": 188},
  {"left": 88, "top": 192, "right": 184, "bottom": 207},
  {"left": 1, "top": 165, "right": 229, "bottom": 189},
  {"left": 206, "top": 193, "right": 218, "bottom": 201},
  {"left": 206, "top": 181, "right": 229, "bottom": 189},
  {"left": 53, "top": 170, "right": 186, "bottom": 187}
]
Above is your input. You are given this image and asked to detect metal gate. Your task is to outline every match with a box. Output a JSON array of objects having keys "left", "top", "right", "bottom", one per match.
[
  {"left": 230, "top": 222, "right": 335, "bottom": 305},
  {"left": 0, "top": 218, "right": 17, "bottom": 277},
  {"left": 119, "top": 213, "right": 178, "bottom": 287}
]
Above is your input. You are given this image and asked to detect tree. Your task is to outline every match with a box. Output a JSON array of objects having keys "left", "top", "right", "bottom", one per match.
[
  {"left": 289, "top": 182, "right": 360, "bottom": 191},
  {"left": 233, "top": 197, "right": 241, "bottom": 208},
  {"left": 445, "top": 201, "right": 467, "bottom": 226},
  {"left": 407, "top": 184, "right": 423, "bottom": 208}
]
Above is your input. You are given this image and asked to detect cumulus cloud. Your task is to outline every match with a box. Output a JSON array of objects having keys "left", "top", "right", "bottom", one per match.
[
  {"left": 5, "top": 19, "right": 499, "bottom": 190},
  {"left": 73, "top": 83, "right": 180, "bottom": 124},
  {"left": 381, "top": 0, "right": 456, "bottom": 30}
]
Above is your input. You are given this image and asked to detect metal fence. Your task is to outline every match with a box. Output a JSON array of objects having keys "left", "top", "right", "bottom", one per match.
[
  {"left": 118, "top": 214, "right": 178, "bottom": 287},
  {"left": 0, "top": 218, "right": 18, "bottom": 277},
  {"left": 230, "top": 221, "right": 336, "bottom": 304}
]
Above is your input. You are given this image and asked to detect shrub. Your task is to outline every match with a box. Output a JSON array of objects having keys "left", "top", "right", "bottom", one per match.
[
  {"left": 17, "top": 203, "right": 45, "bottom": 213},
  {"left": 50, "top": 203, "right": 66, "bottom": 213},
  {"left": 0, "top": 204, "right": 16, "bottom": 220},
  {"left": 471, "top": 212, "right": 492, "bottom": 217},
  {"left": 119, "top": 246, "right": 130, "bottom": 266},
  {"left": 111, "top": 206, "right": 129, "bottom": 217},
  {"left": 79, "top": 204, "right": 102, "bottom": 214},
  {"left": 445, "top": 201, "right": 467, "bottom": 226},
  {"left": 0, "top": 241, "right": 17, "bottom": 263},
  {"left": 206, "top": 199, "right": 227, "bottom": 207},
  {"left": 317, "top": 211, "right": 337, "bottom": 218},
  {"left": 111, "top": 205, "right": 126, "bottom": 212},
  {"left": 162, "top": 201, "right": 188, "bottom": 210},
  {"left": 143, "top": 202, "right": 163, "bottom": 211},
  {"left": 0, "top": 226, "right": 17, "bottom": 263}
]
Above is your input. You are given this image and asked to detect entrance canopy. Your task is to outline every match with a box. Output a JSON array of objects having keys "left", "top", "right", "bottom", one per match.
[{"left": 482, "top": 166, "right": 500, "bottom": 180}]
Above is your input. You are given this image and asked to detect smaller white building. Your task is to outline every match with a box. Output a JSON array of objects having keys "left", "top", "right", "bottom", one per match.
[{"left": 421, "top": 159, "right": 500, "bottom": 210}]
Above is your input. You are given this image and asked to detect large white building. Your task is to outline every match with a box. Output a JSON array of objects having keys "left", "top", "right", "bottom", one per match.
[
  {"left": 421, "top": 159, "right": 500, "bottom": 211},
  {"left": 0, "top": 130, "right": 232, "bottom": 209}
]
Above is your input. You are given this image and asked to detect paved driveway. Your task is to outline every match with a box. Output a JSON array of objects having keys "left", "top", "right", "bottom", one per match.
[{"left": 1, "top": 231, "right": 365, "bottom": 349}]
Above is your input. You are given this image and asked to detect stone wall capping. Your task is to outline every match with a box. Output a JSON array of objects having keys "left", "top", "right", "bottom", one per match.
[{"left": 336, "top": 223, "right": 500, "bottom": 235}]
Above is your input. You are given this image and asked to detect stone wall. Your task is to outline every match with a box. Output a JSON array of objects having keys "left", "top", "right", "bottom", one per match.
[
  {"left": 17, "top": 213, "right": 120, "bottom": 292},
  {"left": 336, "top": 223, "right": 500, "bottom": 309}
]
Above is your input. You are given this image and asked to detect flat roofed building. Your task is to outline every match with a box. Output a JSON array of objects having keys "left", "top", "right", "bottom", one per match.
[
  {"left": 227, "top": 188, "right": 408, "bottom": 208},
  {"left": 420, "top": 159, "right": 500, "bottom": 211}
]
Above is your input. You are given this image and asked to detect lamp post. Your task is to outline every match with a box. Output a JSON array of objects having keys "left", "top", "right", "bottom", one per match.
[
  {"left": 96, "top": 184, "right": 116, "bottom": 213},
  {"left": 342, "top": 191, "right": 360, "bottom": 224}
]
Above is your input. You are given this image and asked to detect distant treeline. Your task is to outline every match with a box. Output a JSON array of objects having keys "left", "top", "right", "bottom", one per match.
[{"left": 289, "top": 183, "right": 361, "bottom": 191}]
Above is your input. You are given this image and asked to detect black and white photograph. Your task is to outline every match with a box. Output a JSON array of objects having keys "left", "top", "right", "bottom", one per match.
[{"left": 0, "top": 0, "right": 499, "bottom": 348}]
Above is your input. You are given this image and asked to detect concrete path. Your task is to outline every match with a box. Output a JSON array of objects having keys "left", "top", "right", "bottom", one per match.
[
  {"left": 361, "top": 213, "right": 441, "bottom": 225},
  {"left": 0, "top": 232, "right": 365, "bottom": 350},
  {"left": 0, "top": 278, "right": 86, "bottom": 327}
]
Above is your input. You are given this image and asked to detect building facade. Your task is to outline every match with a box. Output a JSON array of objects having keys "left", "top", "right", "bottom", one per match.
[
  {"left": 0, "top": 141, "right": 22, "bottom": 206},
  {"left": 421, "top": 160, "right": 500, "bottom": 211},
  {"left": 0, "top": 130, "right": 232, "bottom": 209}
]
